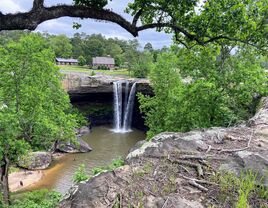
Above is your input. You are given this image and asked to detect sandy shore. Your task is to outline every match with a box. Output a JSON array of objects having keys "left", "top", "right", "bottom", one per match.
[{"left": 9, "top": 170, "right": 44, "bottom": 192}]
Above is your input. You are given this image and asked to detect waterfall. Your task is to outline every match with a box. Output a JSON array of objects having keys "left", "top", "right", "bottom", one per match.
[{"left": 113, "top": 81, "right": 136, "bottom": 133}]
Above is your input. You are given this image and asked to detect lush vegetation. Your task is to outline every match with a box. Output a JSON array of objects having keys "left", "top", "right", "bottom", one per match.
[
  {"left": 10, "top": 189, "right": 61, "bottom": 208},
  {"left": 0, "top": 31, "right": 161, "bottom": 78},
  {"left": 73, "top": 164, "right": 90, "bottom": 183},
  {"left": 0, "top": 34, "right": 80, "bottom": 205},
  {"left": 139, "top": 45, "right": 267, "bottom": 138}
]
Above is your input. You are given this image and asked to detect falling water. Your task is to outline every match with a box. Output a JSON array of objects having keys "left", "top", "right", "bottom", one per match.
[{"left": 113, "top": 81, "right": 137, "bottom": 133}]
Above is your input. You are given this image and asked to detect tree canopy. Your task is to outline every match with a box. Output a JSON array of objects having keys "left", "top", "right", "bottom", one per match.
[{"left": 0, "top": 0, "right": 267, "bottom": 50}]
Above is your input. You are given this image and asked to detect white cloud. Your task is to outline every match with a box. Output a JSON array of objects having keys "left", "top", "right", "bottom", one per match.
[{"left": 0, "top": 0, "right": 25, "bottom": 13}]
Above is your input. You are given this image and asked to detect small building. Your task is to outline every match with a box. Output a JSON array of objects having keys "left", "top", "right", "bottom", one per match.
[
  {"left": 56, "top": 58, "right": 78, "bottom": 65},
  {"left": 92, "top": 57, "right": 115, "bottom": 69}
]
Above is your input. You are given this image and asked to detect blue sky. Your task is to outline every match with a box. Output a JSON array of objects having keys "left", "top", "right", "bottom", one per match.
[{"left": 0, "top": 0, "right": 173, "bottom": 49}]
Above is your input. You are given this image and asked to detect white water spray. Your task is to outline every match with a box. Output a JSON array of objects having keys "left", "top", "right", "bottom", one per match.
[{"left": 113, "top": 81, "right": 137, "bottom": 133}]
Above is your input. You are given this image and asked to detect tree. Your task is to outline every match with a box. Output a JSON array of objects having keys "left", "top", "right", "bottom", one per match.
[
  {"left": 0, "top": 1, "right": 267, "bottom": 50},
  {"left": 144, "top": 43, "right": 153, "bottom": 52},
  {"left": 0, "top": 34, "right": 77, "bottom": 205},
  {"left": 139, "top": 46, "right": 267, "bottom": 138},
  {"left": 132, "top": 52, "right": 153, "bottom": 78},
  {"left": 78, "top": 55, "right": 87, "bottom": 66},
  {"left": 48, "top": 35, "right": 73, "bottom": 58}
]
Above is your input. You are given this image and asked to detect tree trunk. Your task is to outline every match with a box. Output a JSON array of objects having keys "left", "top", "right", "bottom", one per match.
[{"left": 0, "top": 155, "right": 10, "bottom": 205}]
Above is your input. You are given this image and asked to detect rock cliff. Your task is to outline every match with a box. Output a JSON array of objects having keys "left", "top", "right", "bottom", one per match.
[{"left": 61, "top": 72, "right": 152, "bottom": 97}]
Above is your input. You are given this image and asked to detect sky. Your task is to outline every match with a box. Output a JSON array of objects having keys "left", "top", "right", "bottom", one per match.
[{"left": 0, "top": 0, "right": 173, "bottom": 49}]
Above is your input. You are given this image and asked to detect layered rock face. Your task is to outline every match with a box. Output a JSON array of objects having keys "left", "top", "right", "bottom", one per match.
[
  {"left": 62, "top": 72, "right": 152, "bottom": 96},
  {"left": 59, "top": 98, "right": 268, "bottom": 208}
]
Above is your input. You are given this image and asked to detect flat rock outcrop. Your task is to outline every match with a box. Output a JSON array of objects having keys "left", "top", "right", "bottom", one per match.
[
  {"left": 62, "top": 72, "right": 152, "bottom": 95},
  {"left": 60, "top": 98, "right": 268, "bottom": 208}
]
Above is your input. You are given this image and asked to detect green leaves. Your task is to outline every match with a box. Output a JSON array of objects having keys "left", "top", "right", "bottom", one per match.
[
  {"left": 139, "top": 45, "right": 267, "bottom": 139},
  {"left": 0, "top": 34, "right": 77, "bottom": 162},
  {"left": 74, "top": 0, "right": 109, "bottom": 9}
]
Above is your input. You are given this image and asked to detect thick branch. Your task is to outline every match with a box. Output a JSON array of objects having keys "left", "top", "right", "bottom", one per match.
[
  {"left": 0, "top": 5, "right": 138, "bottom": 36},
  {"left": 0, "top": 4, "right": 266, "bottom": 50}
]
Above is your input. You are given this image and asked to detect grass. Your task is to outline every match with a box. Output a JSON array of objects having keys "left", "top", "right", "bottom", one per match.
[
  {"left": 211, "top": 170, "right": 268, "bottom": 208},
  {"left": 59, "top": 65, "right": 131, "bottom": 77}
]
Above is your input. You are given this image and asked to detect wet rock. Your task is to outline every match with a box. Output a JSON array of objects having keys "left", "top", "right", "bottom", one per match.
[
  {"left": 57, "top": 139, "right": 92, "bottom": 153},
  {"left": 78, "top": 126, "right": 91, "bottom": 135},
  {"left": 17, "top": 151, "right": 52, "bottom": 170}
]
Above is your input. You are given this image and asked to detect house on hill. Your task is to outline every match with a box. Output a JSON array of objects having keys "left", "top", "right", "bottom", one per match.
[
  {"left": 56, "top": 58, "right": 78, "bottom": 65},
  {"left": 92, "top": 56, "right": 115, "bottom": 69}
]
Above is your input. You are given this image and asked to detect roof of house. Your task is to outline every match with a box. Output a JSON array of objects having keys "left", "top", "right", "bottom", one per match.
[
  {"left": 56, "top": 58, "right": 78, "bottom": 63},
  {"left": 92, "top": 57, "right": 115, "bottom": 65}
]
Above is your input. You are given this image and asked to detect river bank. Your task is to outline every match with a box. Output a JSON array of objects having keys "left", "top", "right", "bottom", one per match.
[{"left": 9, "top": 126, "right": 145, "bottom": 194}]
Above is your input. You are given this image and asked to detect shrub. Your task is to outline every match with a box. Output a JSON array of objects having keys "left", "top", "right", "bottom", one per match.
[
  {"left": 11, "top": 189, "right": 61, "bottom": 208},
  {"left": 92, "top": 157, "right": 124, "bottom": 175},
  {"left": 78, "top": 55, "right": 87, "bottom": 66},
  {"left": 73, "top": 164, "right": 90, "bottom": 183}
]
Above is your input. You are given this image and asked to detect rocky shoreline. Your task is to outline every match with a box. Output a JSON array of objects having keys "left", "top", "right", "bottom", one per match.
[
  {"left": 8, "top": 126, "right": 92, "bottom": 193},
  {"left": 59, "top": 98, "right": 268, "bottom": 208}
]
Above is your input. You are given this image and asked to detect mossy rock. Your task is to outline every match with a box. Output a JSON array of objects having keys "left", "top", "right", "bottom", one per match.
[{"left": 17, "top": 151, "right": 52, "bottom": 170}]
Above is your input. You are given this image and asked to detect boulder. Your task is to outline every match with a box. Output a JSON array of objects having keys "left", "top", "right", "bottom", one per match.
[
  {"left": 56, "top": 139, "right": 92, "bottom": 153},
  {"left": 78, "top": 126, "right": 91, "bottom": 135},
  {"left": 17, "top": 151, "right": 52, "bottom": 170}
]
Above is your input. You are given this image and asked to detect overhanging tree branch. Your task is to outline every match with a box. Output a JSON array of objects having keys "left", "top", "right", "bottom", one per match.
[
  {"left": 0, "top": 2, "right": 266, "bottom": 50},
  {"left": 0, "top": 5, "right": 138, "bottom": 36}
]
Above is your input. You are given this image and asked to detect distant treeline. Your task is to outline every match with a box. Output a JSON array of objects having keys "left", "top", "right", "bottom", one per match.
[{"left": 0, "top": 31, "right": 166, "bottom": 69}]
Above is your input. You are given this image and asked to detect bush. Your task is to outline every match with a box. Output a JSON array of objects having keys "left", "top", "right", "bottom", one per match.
[
  {"left": 11, "top": 189, "right": 61, "bottom": 208},
  {"left": 92, "top": 157, "right": 124, "bottom": 175},
  {"left": 78, "top": 55, "right": 87, "bottom": 66},
  {"left": 132, "top": 52, "right": 153, "bottom": 78},
  {"left": 73, "top": 164, "right": 90, "bottom": 183},
  {"left": 97, "top": 65, "right": 109, "bottom": 70},
  {"left": 139, "top": 46, "right": 267, "bottom": 139}
]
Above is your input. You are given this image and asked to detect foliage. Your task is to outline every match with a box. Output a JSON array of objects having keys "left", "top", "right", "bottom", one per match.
[
  {"left": 78, "top": 55, "right": 87, "bottom": 66},
  {"left": 97, "top": 65, "right": 109, "bottom": 70},
  {"left": 10, "top": 189, "right": 61, "bottom": 208},
  {"left": 0, "top": 34, "right": 78, "bottom": 204},
  {"left": 139, "top": 46, "right": 267, "bottom": 138},
  {"left": 211, "top": 171, "right": 268, "bottom": 208},
  {"left": 127, "top": 0, "right": 268, "bottom": 49},
  {"left": 92, "top": 157, "right": 124, "bottom": 175},
  {"left": 73, "top": 164, "right": 90, "bottom": 183},
  {"left": 0, "top": 34, "right": 77, "bottom": 151},
  {"left": 48, "top": 35, "right": 72, "bottom": 58},
  {"left": 132, "top": 52, "right": 153, "bottom": 78},
  {"left": 67, "top": 107, "right": 88, "bottom": 128},
  {"left": 144, "top": 43, "right": 153, "bottom": 52},
  {"left": 74, "top": 0, "right": 108, "bottom": 9}
]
